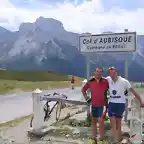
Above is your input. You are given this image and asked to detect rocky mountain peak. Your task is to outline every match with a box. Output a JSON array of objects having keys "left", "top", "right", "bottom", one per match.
[{"left": 19, "top": 16, "right": 65, "bottom": 35}]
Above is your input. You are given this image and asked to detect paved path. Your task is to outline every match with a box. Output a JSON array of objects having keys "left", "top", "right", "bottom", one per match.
[{"left": 0, "top": 88, "right": 83, "bottom": 123}]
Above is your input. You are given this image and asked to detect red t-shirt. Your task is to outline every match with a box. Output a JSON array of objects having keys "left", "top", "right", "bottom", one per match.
[
  {"left": 81, "top": 78, "right": 109, "bottom": 107},
  {"left": 71, "top": 77, "right": 75, "bottom": 84}
]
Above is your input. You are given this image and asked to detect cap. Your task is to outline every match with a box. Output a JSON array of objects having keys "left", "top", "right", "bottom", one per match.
[{"left": 108, "top": 66, "right": 117, "bottom": 72}]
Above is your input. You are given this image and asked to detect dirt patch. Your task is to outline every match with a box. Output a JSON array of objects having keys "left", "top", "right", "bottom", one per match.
[
  {"left": 0, "top": 104, "right": 130, "bottom": 144},
  {"left": 0, "top": 105, "right": 86, "bottom": 144}
]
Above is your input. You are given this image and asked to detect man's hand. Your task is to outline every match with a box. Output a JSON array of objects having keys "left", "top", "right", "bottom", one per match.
[
  {"left": 89, "top": 76, "right": 95, "bottom": 82},
  {"left": 130, "top": 88, "right": 144, "bottom": 108},
  {"left": 141, "top": 101, "right": 144, "bottom": 108},
  {"left": 86, "top": 97, "right": 91, "bottom": 104},
  {"left": 82, "top": 93, "right": 91, "bottom": 105},
  {"left": 106, "top": 105, "right": 108, "bottom": 111},
  {"left": 90, "top": 76, "right": 95, "bottom": 79}
]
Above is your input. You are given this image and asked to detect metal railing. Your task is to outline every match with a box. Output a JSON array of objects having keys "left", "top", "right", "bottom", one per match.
[
  {"left": 28, "top": 88, "right": 144, "bottom": 143},
  {"left": 28, "top": 89, "right": 88, "bottom": 136}
]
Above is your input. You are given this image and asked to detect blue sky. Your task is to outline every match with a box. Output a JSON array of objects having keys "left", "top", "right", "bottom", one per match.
[
  {"left": 9, "top": 0, "right": 144, "bottom": 10},
  {"left": 1, "top": 0, "right": 144, "bottom": 34}
]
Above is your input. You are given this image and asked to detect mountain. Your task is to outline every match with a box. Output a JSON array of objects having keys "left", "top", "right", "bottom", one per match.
[{"left": 0, "top": 16, "right": 144, "bottom": 81}]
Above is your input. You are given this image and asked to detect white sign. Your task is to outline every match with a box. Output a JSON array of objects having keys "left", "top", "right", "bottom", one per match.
[{"left": 79, "top": 32, "right": 136, "bottom": 53}]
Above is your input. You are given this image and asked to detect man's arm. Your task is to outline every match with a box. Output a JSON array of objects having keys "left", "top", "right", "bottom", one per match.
[
  {"left": 125, "top": 80, "right": 143, "bottom": 104},
  {"left": 105, "top": 79, "right": 109, "bottom": 108},
  {"left": 81, "top": 82, "right": 90, "bottom": 102},
  {"left": 130, "top": 88, "right": 143, "bottom": 104}
]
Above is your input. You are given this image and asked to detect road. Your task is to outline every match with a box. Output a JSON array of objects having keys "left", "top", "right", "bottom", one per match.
[
  {"left": 0, "top": 88, "right": 83, "bottom": 123},
  {"left": 0, "top": 87, "right": 143, "bottom": 124}
]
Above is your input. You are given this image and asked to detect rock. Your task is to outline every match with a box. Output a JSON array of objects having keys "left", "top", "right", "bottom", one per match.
[{"left": 65, "top": 134, "right": 69, "bottom": 138}]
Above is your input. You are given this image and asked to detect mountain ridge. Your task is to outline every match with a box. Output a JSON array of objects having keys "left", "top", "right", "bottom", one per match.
[{"left": 0, "top": 17, "right": 144, "bottom": 81}]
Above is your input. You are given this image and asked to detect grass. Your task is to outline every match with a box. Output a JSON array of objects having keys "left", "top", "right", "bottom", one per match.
[
  {"left": 0, "top": 115, "right": 31, "bottom": 128},
  {"left": 0, "top": 80, "right": 82, "bottom": 94},
  {"left": 0, "top": 70, "right": 83, "bottom": 81},
  {"left": 0, "top": 70, "right": 83, "bottom": 94}
]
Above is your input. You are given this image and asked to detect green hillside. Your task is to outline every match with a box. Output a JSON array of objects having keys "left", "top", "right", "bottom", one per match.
[
  {"left": 0, "top": 70, "right": 81, "bottom": 81},
  {"left": 0, "top": 70, "right": 83, "bottom": 94}
]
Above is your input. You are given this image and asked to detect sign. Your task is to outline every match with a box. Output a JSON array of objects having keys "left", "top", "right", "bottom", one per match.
[{"left": 79, "top": 32, "right": 136, "bottom": 53}]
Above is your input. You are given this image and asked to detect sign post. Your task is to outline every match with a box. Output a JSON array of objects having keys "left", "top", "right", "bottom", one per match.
[
  {"left": 124, "top": 29, "right": 129, "bottom": 122},
  {"left": 86, "top": 55, "right": 90, "bottom": 79},
  {"left": 124, "top": 29, "right": 129, "bottom": 80}
]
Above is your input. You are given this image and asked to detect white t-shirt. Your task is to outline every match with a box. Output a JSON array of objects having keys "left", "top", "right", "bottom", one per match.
[{"left": 106, "top": 76, "right": 131, "bottom": 103}]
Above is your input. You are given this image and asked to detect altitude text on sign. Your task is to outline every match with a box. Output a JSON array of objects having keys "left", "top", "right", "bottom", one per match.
[{"left": 79, "top": 32, "right": 136, "bottom": 53}]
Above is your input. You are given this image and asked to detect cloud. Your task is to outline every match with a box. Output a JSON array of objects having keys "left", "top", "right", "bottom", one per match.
[{"left": 1, "top": 0, "right": 144, "bottom": 34}]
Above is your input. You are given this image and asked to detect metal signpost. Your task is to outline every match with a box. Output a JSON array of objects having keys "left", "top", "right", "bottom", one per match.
[
  {"left": 124, "top": 29, "right": 129, "bottom": 80},
  {"left": 124, "top": 29, "right": 129, "bottom": 122}
]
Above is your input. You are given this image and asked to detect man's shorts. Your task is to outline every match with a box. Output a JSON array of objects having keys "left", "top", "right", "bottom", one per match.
[
  {"left": 108, "top": 102, "right": 125, "bottom": 118},
  {"left": 91, "top": 106, "right": 104, "bottom": 118}
]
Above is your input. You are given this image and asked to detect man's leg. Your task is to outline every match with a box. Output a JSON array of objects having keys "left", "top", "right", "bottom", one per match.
[
  {"left": 116, "top": 118, "right": 122, "bottom": 141},
  {"left": 108, "top": 103, "right": 117, "bottom": 142},
  {"left": 89, "top": 106, "right": 98, "bottom": 144},
  {"left": 91, "top": 107, "right": 106, "bottom": 144},
  {"left": 115, "top": 103, "right": 125, "bottom": 141},
  {"left": 97, "top": 107, "right": 105, "bottom": 140},
  {"left": 71, "top": 83, "right": 73, "bottom": 89},
  {"left": 110, "top": 116, "right": 117, "bottom": 142},
  {"left": 91, "top": 116, "right": 98, "bottom": 139},
  {"left": 99, "top": 118, "right": 105, "bottom": 140},
  {"left": 91, "top": 106, "right": 98, "bottom": 139}
]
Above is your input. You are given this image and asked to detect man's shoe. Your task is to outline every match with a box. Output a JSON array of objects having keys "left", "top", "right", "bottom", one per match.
[
  {"left": 98, "top": 140, "right": 105, "bottom": 144},
  {"left": 89, "top": 138, "right": 97, "bottom": 144}
]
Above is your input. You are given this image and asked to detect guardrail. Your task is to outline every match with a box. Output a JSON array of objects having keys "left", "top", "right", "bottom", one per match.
[
  {"left": 28, "top": 87, "right": 144, "bottom": 143},
  {"left": 28, "top": 89, "right": 88, "bottom": 136}
]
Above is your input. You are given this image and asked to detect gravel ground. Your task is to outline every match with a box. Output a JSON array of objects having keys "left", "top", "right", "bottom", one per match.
[
  {"left": 0, "top": 92, "right": 143, "bottom": 144},
  {"left": 0, "top": 105, "right": 86, "bottom": 144},
  {"left": 0, "top": 109, "right": 131, "bottom": 144}
]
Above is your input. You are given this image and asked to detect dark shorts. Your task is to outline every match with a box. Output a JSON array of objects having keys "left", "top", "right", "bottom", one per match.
[
  {"left": 108, "top": 102, "right": 125, "bottom": 118},
  {"left": 91, "top": 106, "right": 104, "bottom": 118}
]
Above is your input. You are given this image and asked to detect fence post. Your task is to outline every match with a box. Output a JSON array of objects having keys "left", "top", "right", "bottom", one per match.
[
  {"left": 141, "top": 107, "right": 144, "bottom": 143},
  {"left": 32, "top": 88, "right": 45, "bottom": 133}
]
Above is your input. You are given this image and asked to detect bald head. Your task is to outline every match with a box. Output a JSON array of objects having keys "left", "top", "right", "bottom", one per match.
[{"left": 94, "top": 67, "right": 103, "bottom": 79}]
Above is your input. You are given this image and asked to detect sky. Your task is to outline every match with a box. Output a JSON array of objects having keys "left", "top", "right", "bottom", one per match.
[{"left": 0, "top": 0, "right": 144, "bottom": 34}]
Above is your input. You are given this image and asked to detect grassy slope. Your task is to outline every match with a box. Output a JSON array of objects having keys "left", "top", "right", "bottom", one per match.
[{"left": 0, "top": 70, "right": 83, "bottom": 94}]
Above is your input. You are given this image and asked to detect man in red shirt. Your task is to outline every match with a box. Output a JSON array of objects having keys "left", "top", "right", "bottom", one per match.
[
  {"left": 71, "top": 76, "right": 76, "bottom": 90},
  {"left": 81, "top": 67, "right": 109, "bottom": 144}
]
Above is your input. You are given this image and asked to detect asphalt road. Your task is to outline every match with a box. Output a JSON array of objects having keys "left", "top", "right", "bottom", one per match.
[
  {"left": 0, "top": 88, "right": 83, "bottom": 123},
  {"left": 0, "top": 87, "right": 143, "bottom": 124}
]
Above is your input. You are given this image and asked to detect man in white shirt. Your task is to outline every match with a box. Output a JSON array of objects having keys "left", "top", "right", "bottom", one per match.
[{"left": 107, "top": 66, "right": 144, "bottom": 143}]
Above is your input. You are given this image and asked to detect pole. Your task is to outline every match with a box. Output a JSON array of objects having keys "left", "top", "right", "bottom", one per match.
[
  {"left": 85, "top": 55, "right": 91, "bottom": 118},
  {"left": 124, "top": 29, "right": 129, "bottom": 123},
  {"left": 124, "top": 58, "right": 128, "bottom": 79},
  {"left": 124, "top": 28, "right": 129, "bottom": 80},
  {"left": 86, "top": 55, "right": 90, "bottom": 80},
  {"left": 124, "top": 58, "right": 128, "bottom": 122}
]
